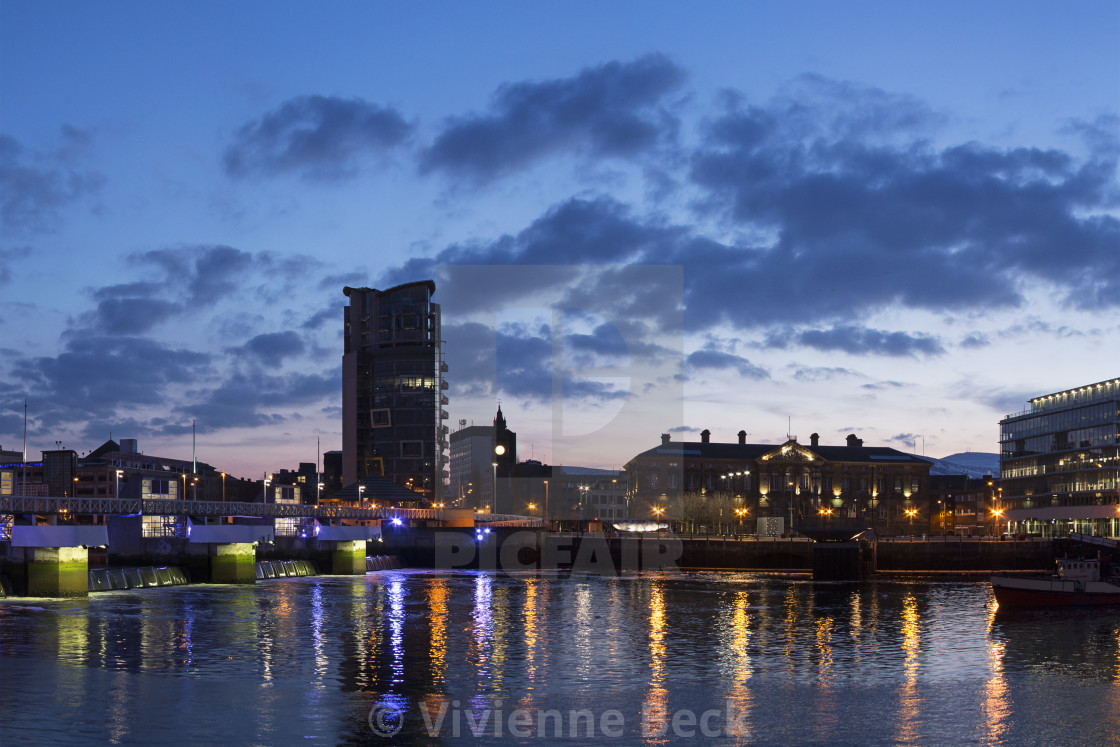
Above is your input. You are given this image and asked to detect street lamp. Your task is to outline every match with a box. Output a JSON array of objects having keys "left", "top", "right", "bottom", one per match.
[
  {"left": 991, "top": 507, "right": 1004, "bottom": 537},
  {"left": 264, "top": 475, "right": 271, "bottom": 503},
  {"left": 543, "top": 479, "right": 549, "bottom": 524},
  {"left": 905, "top": 508, "right": 917, "bottom": 527},
  {"left": 182, "top": 472, "right": 188, "bottom": 501},
  {"left": 358, "top": 484, "right": 365, "bottom": 508},
  {"left": 115, "top": 469, "right": 123, "bottom": 498},
  {"left": 220, "top": 472, "right": 226, "bottom": 503}
]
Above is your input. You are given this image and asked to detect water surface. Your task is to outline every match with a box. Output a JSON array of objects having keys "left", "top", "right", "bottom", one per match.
[{"left": 1, "top": 571, "right": 1118, "bottom": 744}]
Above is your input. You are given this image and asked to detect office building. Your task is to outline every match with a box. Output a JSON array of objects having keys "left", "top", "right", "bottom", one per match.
[
  {"left": 341, "top": 280, "right": 448, "bottom": 501},
  {"left": 999, "top": 378, "right": 1120, "bottom": 538}
]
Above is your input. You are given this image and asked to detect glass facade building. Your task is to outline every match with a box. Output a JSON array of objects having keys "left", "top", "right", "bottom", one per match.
[
  {"left": 341, "top": 281, "right": 448, "bottom": 501},
  {"left": 999, "top": 378, "right": 1120, "bottom": 537}
]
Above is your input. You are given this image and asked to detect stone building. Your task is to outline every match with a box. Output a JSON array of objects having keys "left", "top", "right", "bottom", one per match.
[{"left": 624, "top": 430, "right": 931, "bottom": 535}]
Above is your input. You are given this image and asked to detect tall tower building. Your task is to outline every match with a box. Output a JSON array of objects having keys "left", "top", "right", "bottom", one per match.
[{"left": 341, "top": 280, "right": 448, "bottom": 500}]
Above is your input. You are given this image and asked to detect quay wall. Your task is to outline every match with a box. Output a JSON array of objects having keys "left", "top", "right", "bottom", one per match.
[{"left": 379, "top": 527, "right": 1058, "bottom": 573}]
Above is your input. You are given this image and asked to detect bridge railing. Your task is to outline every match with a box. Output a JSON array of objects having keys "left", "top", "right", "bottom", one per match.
[{"left": 0, "top": 496, "right": 539, "bottom": 524}]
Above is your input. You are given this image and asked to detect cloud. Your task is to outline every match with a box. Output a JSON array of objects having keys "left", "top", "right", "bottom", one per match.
[
  {"left": 791, "top": 366, "right": 860, "bottom": 382},
  {"left": 10, "top": 336, "right": 212, "bottom": 429},
  {"left": 0, "top": 246, "right": 31, "bottom": 284},
  {"left": 685, "top": 78, "right": 1120, "bottom": 322},
  {"left": 960, "top": 332, "right": 990, "bottom": 349},
  {"left": 175, "top": 369, "right": 338, "bottom": 432},
  {"left": 765, "top": 325, "right": 944, "bottom": 356},
  {"left": 686, "top": 349, "right": 769, "bottom": 379},
  {"left": 420, "top": 54, "right": 686, "bottom": 183},
  {"left": 86, "top": 298, "right": 183, "bottom": 335},
  {"left": 224, "top": 95, "right": 412, "bottom": 180},
  {"left": 0, "top": 130, "right": 104, "bottom": 235},
  {"left": 131, "top": 244, "right": 255, "bottom": 307},
  {"left": 239, "top": 331, "right": 306, "bottom": 366}
]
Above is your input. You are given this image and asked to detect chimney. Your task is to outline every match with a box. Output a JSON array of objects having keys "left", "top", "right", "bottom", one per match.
[
  {"left": 661, "top": 433, "right": 671, "bottom": 445},
  {"left": 701, "top": 429, "right": 711, "bottom": 444},
  {"left": 846, "top": 434, "right": 863, "bottom": 448},
  {"left": 810, "top": 433, "right": 819, "bottom": 447},
  {"left": 738, "top": 430, "right": 747, "bottom": 445}
]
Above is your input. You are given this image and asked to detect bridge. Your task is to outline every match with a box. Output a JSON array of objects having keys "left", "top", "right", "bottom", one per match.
[{"left": 0, "top": 495, "right": 540, "bottom": 526}]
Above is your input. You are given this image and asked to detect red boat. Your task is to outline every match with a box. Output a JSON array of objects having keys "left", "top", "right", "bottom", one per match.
[{"left": 991, "top": 557, "right": 1120, "bottom": 608}]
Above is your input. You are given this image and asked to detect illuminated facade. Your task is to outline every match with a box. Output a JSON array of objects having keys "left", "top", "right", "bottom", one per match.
[
  {"left": 624, "top": 430, "right": 931, "bottom": 535},
  {"left": 999, "top": 378, "right": 1120, "bottom": 538},
  {"left": 341, "top": 281, "right": 448, "bottom": 501}
]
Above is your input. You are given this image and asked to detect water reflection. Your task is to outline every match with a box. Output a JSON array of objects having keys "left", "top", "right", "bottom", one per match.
[
  {"left": 643, "top": 579, "right": 669, "bottom": 745},
  {"left": 1, "top": 575, "right": 1119, "bottom": 744},
  {"left": 427, "top": 577, "right": 449, "bottom": 689},
  {"left": 895, "top": 592, "right": 922, "bottom": 744}
]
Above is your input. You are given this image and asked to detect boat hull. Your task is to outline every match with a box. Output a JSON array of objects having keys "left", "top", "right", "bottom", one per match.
[{"left": 991, "top": 576, "right": 1120, "bottom": 607}]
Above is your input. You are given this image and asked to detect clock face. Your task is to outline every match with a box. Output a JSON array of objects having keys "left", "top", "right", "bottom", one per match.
[{"left": 494, "top": 444, "right": 506, "bottom": 456}]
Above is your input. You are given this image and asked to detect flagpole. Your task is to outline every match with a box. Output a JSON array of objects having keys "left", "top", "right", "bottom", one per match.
[{"left": 21, "top": 400, "right": 28, "bottom": 496}]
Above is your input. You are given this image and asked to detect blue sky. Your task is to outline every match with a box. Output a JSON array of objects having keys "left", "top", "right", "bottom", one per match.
[{"left": 1, "top": 1, "right": 1117, "bottom": 479}]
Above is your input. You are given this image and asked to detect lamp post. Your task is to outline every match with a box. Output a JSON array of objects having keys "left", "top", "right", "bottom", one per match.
[
  {"left": 543, "top": 479, "right": 549, "bottom": 525},
  {"left": 264, "top": 475, "right": 271, "bottom": 503},
  {"left": 358, "top": 484, "right": 365, "bottom": 508},
  {"left": 991, "top": 508, "right": 1004, "bottom": 538},
  {"left": 492, "top": 462, "right": 498, "bottom": 512},
  {"left": 115, "top": 469, "right": 123, "bottom": 499},
  {"left": 220, "top": 472, "right": 226, "bottom": 503},
  {"left": 182, "top": 472, "right": 188, "bottom": 501}
]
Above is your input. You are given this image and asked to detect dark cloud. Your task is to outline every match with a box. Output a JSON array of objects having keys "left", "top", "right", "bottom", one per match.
[
  {"left": 300, "top": 303, "right": 339, "bottom": 330},
  {"left": 488, "top": 323, "right": 631, "bottom": 405},
  {"left": 887, "top": 433, "right": 920, "bottom": 450},
  {"left": 686, "top": 349, "right": 769, "bottom": 379},
  {"left": 224, "top": 95, "right": 412, "bottom": 180},
  {"left": 765, "top": 325, "right": 943, "bottom": 356},
  {"left": 960, "top": 332, "right": 990, "bottom": 349},
  {"left": 131, "top": 245, "right": 254, "bottom": 307},
  {"left": 861, "top": 380, "right": 908, "bottom": 391},
  {"left": 175, "top": 369, "right": 337, "bottom": 432},
  {"left": 791, "top": 366, "right": 859, "bottom": 382},
  {"left": 381, "top": 198, "right": 684, "bottom": 320},
  {"left": 687, "top": 79, "right": 1120, "bottom": 321},
  {"left": 240, "top": 331, "right": 305, "bottom": 366},
  {"left": 0, "top": 246, "right": 31, "bottom": 284},
  {"left": 86, "top": 298, "right": 182, "bottom": 335},
  {"left": 10, "top": 336, "right": 212, "bottom": 430},
  {"left": 420, "top": 54, "right": 686, "bottom": 183},
  {"left": 0, "top": 131, "right": 104, "bottom": 235}
]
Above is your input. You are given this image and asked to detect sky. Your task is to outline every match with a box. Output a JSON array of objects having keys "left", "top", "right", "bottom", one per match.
[{"left": 1, "top": 1, "right": 1118, "bottom": 480}]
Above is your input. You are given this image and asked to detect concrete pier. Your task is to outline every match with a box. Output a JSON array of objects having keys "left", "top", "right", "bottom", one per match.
[
  {"left": 7, "top": 525, "right": 110, "bottom": 597},
  {"left": 26, "top": 546, "right": 90, "bottom": 597}
]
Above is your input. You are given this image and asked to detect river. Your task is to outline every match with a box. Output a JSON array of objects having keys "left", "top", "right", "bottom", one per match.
[{"left": 1, "top": 571, "right": 1118, "bottom": 744}]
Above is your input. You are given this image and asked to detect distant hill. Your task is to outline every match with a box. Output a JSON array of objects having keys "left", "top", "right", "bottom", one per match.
[{"left": 920, "top": 452, "right": 1000, "bottom": 478}]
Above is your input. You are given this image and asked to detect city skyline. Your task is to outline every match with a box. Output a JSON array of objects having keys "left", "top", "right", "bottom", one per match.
[{"left": 1, "top": 2, "right": 1117, "bottom": 479}]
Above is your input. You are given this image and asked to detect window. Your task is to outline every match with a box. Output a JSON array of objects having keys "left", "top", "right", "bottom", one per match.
[
  {"left": 143, "top": 477, "right": 176, "bottom": 499},
  {"left": 401, "top": 441, "right": 423, "bottom": 457},
  {"left": 371, "top": 408, "right": 391, "bottom": 428}
]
